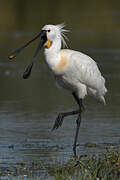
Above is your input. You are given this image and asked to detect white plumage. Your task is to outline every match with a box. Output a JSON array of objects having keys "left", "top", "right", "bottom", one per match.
[
  {"left": 9, "top": 23, "right": 107, "bottom": 156},
  {"left": 42, "top": 24, "right": 107, "bottom": 104}
]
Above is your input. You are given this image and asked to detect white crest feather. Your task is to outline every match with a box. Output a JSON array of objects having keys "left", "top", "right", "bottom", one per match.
[{"left": 56, "top": 23, "right": 69, "bottom": 48}]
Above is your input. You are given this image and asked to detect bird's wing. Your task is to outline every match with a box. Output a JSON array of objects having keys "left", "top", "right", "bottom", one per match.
[{"left": 70, "top": 51, "right": 106, "bottom": 94}]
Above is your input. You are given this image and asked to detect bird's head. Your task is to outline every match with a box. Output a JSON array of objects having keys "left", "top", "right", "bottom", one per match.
[
  {"left": 8, "top": 23, "right": 68, "bottom": 60},
  {"left": 8, "top": 23, "right": 68, "bottom": 78},
  {"left": 42, "top": 24, "right": 68, "bottom": 49}
]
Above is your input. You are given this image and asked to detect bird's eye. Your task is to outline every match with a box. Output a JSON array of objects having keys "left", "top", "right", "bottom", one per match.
[{"left": 47, "top": 29, "right": 51, "bottom": 33}]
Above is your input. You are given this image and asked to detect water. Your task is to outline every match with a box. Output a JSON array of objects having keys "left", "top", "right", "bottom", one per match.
[{"left": 0, "top": 0, "right": 120, "bottom": 179}]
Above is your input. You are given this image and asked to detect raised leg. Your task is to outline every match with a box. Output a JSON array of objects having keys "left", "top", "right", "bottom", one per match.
[
  {"left": 52, "top": 109, "right": 79, "bottom": 131},
  {"left": 52, "top": 91, "right": 84, "bottom": 156}
]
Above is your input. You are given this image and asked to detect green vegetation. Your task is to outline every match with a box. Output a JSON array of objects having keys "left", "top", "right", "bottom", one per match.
[
  {"left": 0, "top": 147, "right": 120, "bottom": 179},
  {"left": 48, "top": 148, "right": 120, "bottom": 180}
]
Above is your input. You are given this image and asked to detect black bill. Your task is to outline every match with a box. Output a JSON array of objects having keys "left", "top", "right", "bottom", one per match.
[
  {"left": 8, "top": 30, "right": 46, "bottom": 60},
  {"left": 8, "top": 30, "right": 47, "bottom": 79},
  {"left": 23, "top": 37, "right": 46, "bottom": 79}
]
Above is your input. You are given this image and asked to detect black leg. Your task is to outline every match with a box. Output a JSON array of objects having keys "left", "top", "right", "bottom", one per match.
[
  {"left": 72, "top": 92, "right": 84, "bottom": 111},
  {"left": 73, "top": 107, "right": 82, "bottom": 156},
  {"left": 52, "top": 91, "right": 84, "bottom": 156},
  {"left": 72, "top": 92, "right": 83, "bottom": 156},
  {"left": 52, "top": 109, "right": 79, "bottom": 131}
]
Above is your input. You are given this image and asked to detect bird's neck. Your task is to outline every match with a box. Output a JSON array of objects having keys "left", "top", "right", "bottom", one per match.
[
  {"left": 44, "top": 39, "right": 61, "bottom": 71},
  {"left": 44, "top": 38, "right": 61, "bottom": 54}
]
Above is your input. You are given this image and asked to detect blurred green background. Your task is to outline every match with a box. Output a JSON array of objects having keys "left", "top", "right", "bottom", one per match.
[
  {"left": 1, "top": 0, "right": 120, "bottom": 58},
  {"left": 1, "top": 0, "right": 120, "bottom": 32}
]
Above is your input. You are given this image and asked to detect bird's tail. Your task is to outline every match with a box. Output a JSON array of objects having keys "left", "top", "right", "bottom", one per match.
[
  {"left": 97, "top": 87, "right": 107, "bottom": 105},
  {"left": 97, "top": 95, "right": 106, "bottom": 105}
]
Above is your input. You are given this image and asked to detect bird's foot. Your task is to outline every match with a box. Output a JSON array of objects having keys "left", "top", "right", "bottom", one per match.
[{"left": 52, "top": 113, "right": 65, "bottom": 131}]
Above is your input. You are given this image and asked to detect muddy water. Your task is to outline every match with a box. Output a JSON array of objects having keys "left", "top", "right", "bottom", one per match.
[{"left": 0, "top": 0, "right": 120, "bottom": 179}]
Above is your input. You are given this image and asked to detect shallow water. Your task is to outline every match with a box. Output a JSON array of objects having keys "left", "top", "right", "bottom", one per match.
[
  {"left": 0, "top": 1, "right": 120, "bottom": 179},
  {"left": 1, "top": 30, "right": 120, "bottom": 167}
]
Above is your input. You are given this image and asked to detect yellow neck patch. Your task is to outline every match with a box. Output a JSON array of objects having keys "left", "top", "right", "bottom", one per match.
[{"left": 44, "top": 40, "right": 52, "bottom": 49}]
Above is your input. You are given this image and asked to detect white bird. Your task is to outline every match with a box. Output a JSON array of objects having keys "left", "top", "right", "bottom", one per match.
[{"left": 8, "top": 24, "right": 107, "bottom": 156}]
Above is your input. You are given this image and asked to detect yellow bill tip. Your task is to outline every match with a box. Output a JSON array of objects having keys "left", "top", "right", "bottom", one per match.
[{"left": 8, "top": 55, "right": 15, "bottom": 59}]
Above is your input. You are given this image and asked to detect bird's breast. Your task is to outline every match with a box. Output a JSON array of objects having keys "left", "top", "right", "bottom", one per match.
[
  {"left": 55, "top": 51, "right": 68, "bottom": 72},
  {"left": 44, "top": 50, "right": 68, "bottom": 75}
]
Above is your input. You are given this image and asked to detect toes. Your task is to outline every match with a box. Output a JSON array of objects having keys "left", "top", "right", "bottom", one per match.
[{"left": 52, "top": 113, "right": 64, "bottom": 131}]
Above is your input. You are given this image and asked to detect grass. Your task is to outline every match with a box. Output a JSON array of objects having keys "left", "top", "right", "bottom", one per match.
[
  {"left": 48, "top": 148, "right": 120, "bottom": 180},
  {"left": 0, "top": 146, "right": 120, "bottom": 179}
]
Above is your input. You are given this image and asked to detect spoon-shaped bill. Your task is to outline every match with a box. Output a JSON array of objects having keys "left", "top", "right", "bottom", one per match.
[
  {"left": 23, "top": 62, "right": 34, "bottom": 79},
  {"left": 23, "top": 37, "right": 47, "bottom": 79},
  {"left": 8, "top": 30, "right": 46, "bottom": 60}
]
